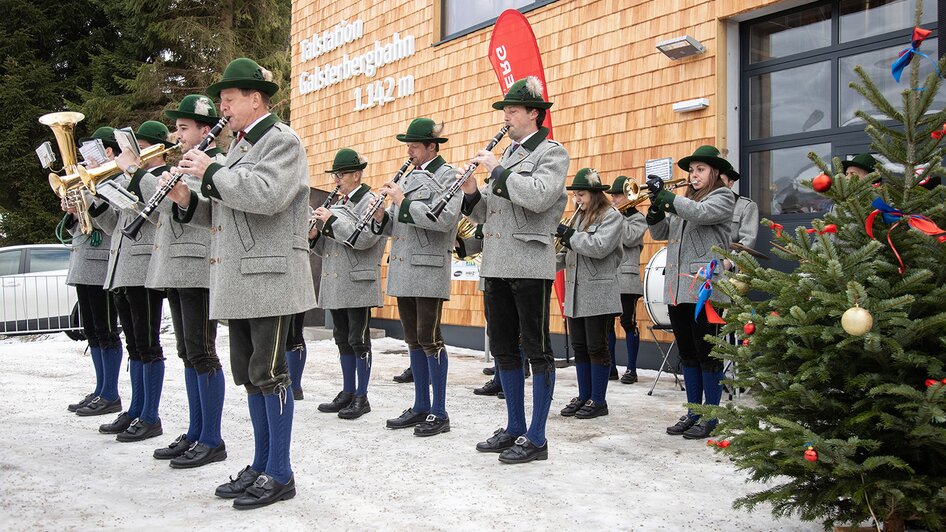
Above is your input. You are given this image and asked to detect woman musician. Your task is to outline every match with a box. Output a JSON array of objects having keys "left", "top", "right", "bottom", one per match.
[
  {"left": 645, "top": 145, "right": 735, "bottom": 440},
  {"left": 554, "top": 168, "right": 624, "bottom": 419}
]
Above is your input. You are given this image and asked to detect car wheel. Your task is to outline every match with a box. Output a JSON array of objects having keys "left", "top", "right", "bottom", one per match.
[{"left": 65, "top": 303, "right": 86, "bottom": 342}]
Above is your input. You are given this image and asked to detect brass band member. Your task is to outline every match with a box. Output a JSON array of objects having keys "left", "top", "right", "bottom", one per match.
[
  {"left": 168, "top": 58, "right": 316, "bottom": 509},
  {"left": 376, "top": 118, "right": 461, "bottom": 437},
  {"left": 67, "top": 127, "right": 122, "bottom": 417},
  {"left": 142, "top": 95, "right": 227, "bottom": 468},
  {"left": 646, "top": 146, "right": 735, "bottom": 440},
  {"left": 556, "top": 169, "right": 624, "bottom": 418},
  {"left": 720, "top": 168, "right": 759, "bottom": 251},
  {"left": 460, "top": 77, "right": 570, "bottom": 463},
  {"left": 311, "top": 148, "right": 386, "bottom": 420}
]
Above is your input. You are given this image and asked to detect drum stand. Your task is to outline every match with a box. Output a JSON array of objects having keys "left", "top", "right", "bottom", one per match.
[{"left": 646, "top": 324, "right": 683, "bottom": 396}]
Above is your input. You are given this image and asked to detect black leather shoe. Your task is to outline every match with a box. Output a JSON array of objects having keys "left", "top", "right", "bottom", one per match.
[
  {"left": 609, "top": 367, "right": 620, "bottom": 380},
  {"left": 68, "top": 393, "right": 96, "bottom": 412},
  {"left": 497, "top": 391, "right": 505, "bottom": 399},
  {"left": 75, "top": 396, "right": 121, "bottom": 417},
  {"left": 292, "top": 388, "right": 303, "bottom": 401},
  {"left": 682, "top": 421, "right": 716, "bottom": 440},
  {"left": 317, "top": 391, "right": 353, "bottom": 413},
  {"left": 620, "top": 370, "right": 638, "bottom": 384},
  {"left": 560, "top": 397, "right": 584, "bottom": 417},
  {"left": 666, "top": 415, "right": 698, "bottom": 436},
  {"left": 414, "top": 414, "right": 450, "bottom": 437},
  {"left": 170, "top": 442, "right": 228, "bottom": 468},
  {"left": 483, "top": 366, "right": 495, "bottom": 376},
  {"left": 393, "top": 367, "right": 414, "bottom": 383},
  {"left": 475, "top": 428, "right": 518, "bottom": 453},
  {"left": 116, "top": 418, "right": 163, "bottom": 442},
  {"left": 153, "top": 434, "right": 192, "bottom": 460},
  {"left": 473, "top": 378, "right": 502, "bottom": 396},
  {"left": 386, "top": 408, "right": 428, "bottom": 429},
  {"left": 233, "top": 474, "right": 296, "bottom": 510},
  {"left": 575, "top": 399, "right": 609, "bottom": 419},
  {"left": 99, "top": 412, "right": 132, "bottom": 434},
  {"left": 498, "top": 436, "right": 548, "bottom": 464},
  {"left": 338, "top": 395, "right": 370, "bottom": 419},
  {"left": 215, "top": 466, "right": 260, "bottom": 499}
]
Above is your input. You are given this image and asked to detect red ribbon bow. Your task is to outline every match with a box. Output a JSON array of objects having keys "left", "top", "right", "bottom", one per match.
[
  {"left": 805, "top": 224, "right": 837, "bottom": 235},
  {"left": 865, "top": 198, "right": 946, "bottom": 274},
  {"left": 932, "top": 123, "right": 946, "bottom": 140},
  {"left": 770, "top": 222, "right": 784, "bottom": 238}
]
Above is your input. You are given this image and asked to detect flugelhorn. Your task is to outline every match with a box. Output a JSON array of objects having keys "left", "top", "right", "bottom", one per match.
[
  {"left": 121, "top": 117, "right": 228, "bottom": 239},
  {"left": 426, "top": 125, "right": 510, "bottom": 221},
  {"left": 308, "top": 184, "right": 341, "bottom": 247},
  {"left": 344, "top": 158, "right": 413, "bottom": 248},
  {"left": 622, "top": 178, "right": 688, "bottom": 209},
  {"left": 38, "top": 111, "right": 94, "bottom": 234},
  {"left": 78, "top": 141, "right": 182, "bottom": 196},
  {"left": 554, "top": 209, "right": 581, "bottom": 253}
]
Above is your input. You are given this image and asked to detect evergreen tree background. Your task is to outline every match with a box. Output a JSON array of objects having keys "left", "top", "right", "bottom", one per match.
[
  {"left": 0, "top": 0, "right": 291, "bottom": 245},
  {"left": 701, "top": 13, "right": 946, "bottom": 531}
]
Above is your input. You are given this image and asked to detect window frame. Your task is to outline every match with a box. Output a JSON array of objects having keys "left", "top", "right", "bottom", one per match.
[{"left": 435, "top": 0, "right": 559, "bottom": 45}]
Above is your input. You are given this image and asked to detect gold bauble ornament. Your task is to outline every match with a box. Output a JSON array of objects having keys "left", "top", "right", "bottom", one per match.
[
  {"left": 841, "top": 306, "right": 872, "bottom": 336},
  {"left": 730, "top": 279, "right": 750, "bottom": 296}
]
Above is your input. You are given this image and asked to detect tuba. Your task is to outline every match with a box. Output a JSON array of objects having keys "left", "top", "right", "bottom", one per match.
[
  {"left": 39, "top": 112, "right": 94, "bottom": 234},
  {"left": 451, "top": 217, "right": 482, "bottom": 263},
  {"left": 621, "top": 177, "right": 689, "bottom": 210}
]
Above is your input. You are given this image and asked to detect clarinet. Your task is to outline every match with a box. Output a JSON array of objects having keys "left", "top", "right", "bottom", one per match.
[
  {"left": 121, "top": 116, "right": 229, "bottom": 239},
  {"left": 308, "top": 184, "right": 341, "bottom": 246},
  {"left": 343, "top": 157, "right": 413, "bottom": 249},
  {"left": 426, "top": 125, "right": 510, "bottom": 221}
]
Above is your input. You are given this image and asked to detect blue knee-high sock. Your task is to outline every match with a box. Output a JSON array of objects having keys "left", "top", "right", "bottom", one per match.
[
  {"left": 140, "top": 359, "right": 165, "bottom": 424},
  {"left": 127, "top": 359, "right": 144, "bottom": 419},
  {"left": 197, "top": 369, "right": 225, "bottom": 447},
  {"left": 247, "top": 393, "right": 269, "bottom": 472},
  {"left": 183, "top": 367, "right": 202, "bottom": 442},
  {"left": 590, "top": 363, "right": 610, "bottom": 404},
  {"left": 355, "top": 353, "right": 371, "bottom": 396},
  {"left": 526, "top": 369, "right": 555, "bottom": 446},
  {"left": 681, "top": 365, "right": 703, "bottom": 419},
  {"left": 99, "top": 346, "right": 122, "bottom": 402},
  {"left": 606, "top": 329, "right": 617, "bottom": 373},
  {"left": 286, "top": 346, "right": 306, "bottom": 394},
  {"left": 625, "top": 329, "right": 640, "bottom": 372},
  {"left": 340, "top": 354, "right": 356, "bottom": 394},
  {"left": 409, "top": 349, "right": 430, "bottom": 413},
  {"left": 702, "top": 370, "right": 725, "bottom": 407},
  {"left": 90, "top": 346, "right": 104, "bottom": 396},
  {"left": 264, "top": 392, "right": 294, "bottom": 484},
  {"left": 427, "top": 349, "right": 448, "bottom": 419},
  {"left": 498, "top": 368, "right": 526, "bottom": 436},
  {"left": 575, "top": 361, "right": 592, "bottom": 401}
]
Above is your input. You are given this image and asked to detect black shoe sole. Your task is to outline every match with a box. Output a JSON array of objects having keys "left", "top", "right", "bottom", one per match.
[
  {"left": 338, "top": 406, "right": 371, "bottom": 420},
  {"left": 386, "top": 419, "right": 427, "bottom": 429},
  {"left": 75, "top": 404, "right": 122, "bottom": 417},
  {"left": 233, "top": 488, "right": 296, "bottom": 510},
  {"left": 475, "top": 443, "right": 514, "bottom": 453},
  {"left": 576, "top": 408, "right": 609, "bottom": 419},
  {"left": 169, "top": 450, "right": 228, "bottom": 469},
  {"left": 116, "top": 426, "right": 163, "bottom": 442},
  {"left": 498, "top": 450, "right": 549, "bottom": 464},
  {"left": 414, "top": 424, "right": 450, "bottom": 437}
]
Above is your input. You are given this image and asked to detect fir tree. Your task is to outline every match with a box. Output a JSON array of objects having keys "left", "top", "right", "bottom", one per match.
[{"left": 700, "top": 10, "right": 946, "bottom": 532}]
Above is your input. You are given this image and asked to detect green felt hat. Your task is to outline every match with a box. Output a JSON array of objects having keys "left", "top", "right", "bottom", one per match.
[
  {"left": 567, "top": 168, "right": 610, "bottom": 191},
  {"left": 608, "top": 175, "right": 632, "bottom": 194},
  {"left": 135, "top": 120, "right": 171, "bottom": 148},
  {"left": 677, "top": 145, "right": 732, "bottom": 172},
  {"left": 841, "top": 153, "right": 876, "bottom": 174},
  {"left": 165, "top": 94, "right": 219, "bottom": 125},
  {"left": 396, "top": 118, "right": 448, "bottom": 143},
  {"left": 206, "top": 58, "right": 279, "bottom": 100},
  {"left": 79, "top": 126, "right": 120, "bottom": 152},
  {"left": 492, "top": 77, "right": 553, "bottom": 110},
  {"left": 325, "top": 148, "right": 367, "bottom": 173}
]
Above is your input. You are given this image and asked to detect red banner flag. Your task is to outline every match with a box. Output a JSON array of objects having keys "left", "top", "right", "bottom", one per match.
[{"left": 487, "top": 9, "right": 565, "bottom": 313}]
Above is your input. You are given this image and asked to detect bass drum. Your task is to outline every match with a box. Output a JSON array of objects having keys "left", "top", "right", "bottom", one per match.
[{"left": 643, "top": 247, "right": 671, "bottom": 328}]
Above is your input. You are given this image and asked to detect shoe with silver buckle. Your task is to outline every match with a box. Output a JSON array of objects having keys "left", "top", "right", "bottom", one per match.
[
  {"left": 413, "top": 414, "right": 450, "bottom": 437},
  {"left": 498, "top": 436, "right": 549, "bottom": 464}
]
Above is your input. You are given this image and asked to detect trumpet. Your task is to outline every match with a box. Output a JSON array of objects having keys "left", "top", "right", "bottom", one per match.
[
  {"left": 554, "top": 209, "right": 580, "bottom": 253},
  {"left": 426, "top": 125, "right": 510, "bottom": 221},
  {"left": 622, "top": 178, "right": 689, "bottom": 209},
  {"left": 309, "top": 184, "right": 341, "bottom": 246},
  {"left": 343, "top": 158, "right": 413, "bottom": 248}
]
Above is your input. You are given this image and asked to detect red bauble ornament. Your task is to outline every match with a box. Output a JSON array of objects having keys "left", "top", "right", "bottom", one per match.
[
  {"left": 812, "top": 173, "right": 832, "bottom": 193},
  {"left": 718, "top": 440, "right": 731, "bottom": 448},
  {"left": 804, "top": 448, "right": 818, "bottom": 462},
  {"left": 743, "top": 322, "right": 755, "bottom": 335},
  {"left": 706, "top": 439, "right": 717, "bottom": 447},
  {"left": 927, "top": 379, "right": 939, "bottom": 387},
  {"left": 742, "top": 338, "right": 750, "bottom": 346}
]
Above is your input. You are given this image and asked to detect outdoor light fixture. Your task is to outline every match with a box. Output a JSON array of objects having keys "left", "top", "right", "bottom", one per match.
[
  {"left": 656, "top": 35, "right": 705, "bottom": 59},
  {"left": 672, "top": 98, "right": 710, "bottom": 113}
]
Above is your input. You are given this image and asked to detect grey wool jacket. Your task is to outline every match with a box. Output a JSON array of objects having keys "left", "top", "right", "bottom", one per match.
[
  {"left": 94, "top": 168, "right": 166, "bottom": 290},
  {"left": 556, "top": 207, "right": 624, "bottom": 318},
  {"left": 314, "top": 183, "right": 386, "bottom": 309},
  {"left": 376, "top": 155, "right": 461, "bottom": 300},
  {"left": 173, "top": 115, "right": 316, "bottom": 320},
  {"left": 647, "top": 186, "right": 735, "bottom": 306},
  {"left": 617, "top": 209, "right": 647, "bottom": 296},
  {"left": 64, "top": 200, "right": 113, "bottom": 287},
  {"left": 134, "top": 149, "right": 226, "bottom": 290},
  {"left": 731, "top": 193, "right": 760, "bottom": 249},
  {"left": 462, "top": 127, "right": 569, "bottom": 280}
]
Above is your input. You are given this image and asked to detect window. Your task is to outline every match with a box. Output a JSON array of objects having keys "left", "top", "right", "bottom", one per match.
[
  {"left": 440, "top": 0, "right": 558, "bottom": 43},
  {"left": 740, "top": 0, "right": 938, "bottom": 218},
  {"left": 28, "top": 249, "right": 70, "bottom": 274},
  {"left": 0, "top": 251, "right": 22, "bottom": 276}
]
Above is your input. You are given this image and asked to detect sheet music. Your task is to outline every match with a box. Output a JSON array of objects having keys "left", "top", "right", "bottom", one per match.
[
  {"left": 95, "top": 181, "right": 139, "bottom": 210},
  {"left": 79, "top": 139, "right": 107, "bottom": 167},
  {"left": 35, "top": 141, "right": 56, "bottom": 169},
  {"left": 645, "top": 157, "right": 674, "bottom": 181},
  {"left": 114, "top": 128, "right": 140, "bottom": 157}
]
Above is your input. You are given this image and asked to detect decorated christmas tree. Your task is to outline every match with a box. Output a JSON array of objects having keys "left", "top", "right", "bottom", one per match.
[{"left": 701, "top": 11, "right": 946, "bottom": 532}]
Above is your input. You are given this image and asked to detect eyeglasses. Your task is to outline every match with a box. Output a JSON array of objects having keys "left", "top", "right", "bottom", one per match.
[{"left": 332, "top": 171, "right": 355, "bottom": 178}]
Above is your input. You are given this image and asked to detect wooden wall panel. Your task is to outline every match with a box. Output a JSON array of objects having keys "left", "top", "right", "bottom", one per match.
[{"left": 290, "top": 0, "right": 784, "bottom": 342}]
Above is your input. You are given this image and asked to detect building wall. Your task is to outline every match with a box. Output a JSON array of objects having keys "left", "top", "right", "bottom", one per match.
[{"left": 290, "top": 0, "right": 784, "bottom": 340}]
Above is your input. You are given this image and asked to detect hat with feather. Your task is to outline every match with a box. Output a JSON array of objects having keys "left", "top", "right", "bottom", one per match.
[
  {"left": 492, "top": 76, "right": 553, "bottom": 110},
  {"left": 396, "top": 118, "right": 448, "bottom": 143}
]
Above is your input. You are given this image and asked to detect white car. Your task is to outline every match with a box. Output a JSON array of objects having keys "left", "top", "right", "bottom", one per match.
[{"left": 0, "top": 244, "right": 83, "bottom": 339}]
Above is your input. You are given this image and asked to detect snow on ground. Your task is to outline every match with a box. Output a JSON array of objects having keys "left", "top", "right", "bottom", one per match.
[{"left": 0, "top": 325, "right": 817, "bottom": 531}]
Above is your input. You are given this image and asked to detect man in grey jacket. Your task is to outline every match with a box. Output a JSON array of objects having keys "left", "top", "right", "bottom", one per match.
[
  {"left": 460, "top": 76, "right": 570, "bottom": 464},
  {"left": 374, "top": 118, "right": 461, "bottom": 437},
  {"left": 168, "top": 57, "right": 316, "bottom": 510}
]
